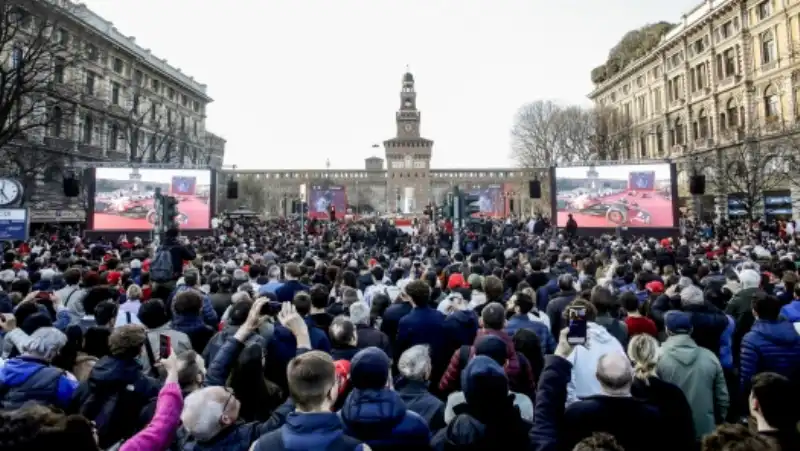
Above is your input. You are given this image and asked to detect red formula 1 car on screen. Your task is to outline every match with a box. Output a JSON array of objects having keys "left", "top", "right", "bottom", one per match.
[{"left": 571, "top": 198, "right": 652, "bottom": 225}]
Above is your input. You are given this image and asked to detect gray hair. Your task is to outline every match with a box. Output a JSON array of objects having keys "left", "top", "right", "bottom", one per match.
[
  {"left": 23, "top": 327, "right": 67, "bottom": 361},
  {"left": 181, "top": 388, "right": 226, "bottom": 441},
  {"left": 231, "top": 291, "right": 252, "bottom": 304},
  {"left": 398, "top": 344, "right": 431, "bottom": 381},
  {"left": 739, "top": 269, "right": 760, "bottom": 289},
  {"left": 679, "top": 285, "right": 704, "bottom": 306},
  {"left": 267, "top": 265, "right": 281, "bottom": 279},
  {"left": 232, "top": 269, "right": 248, "bottom": 281},
  {"left": 348, "top": 301, "right": 370, "bottom": 325}
]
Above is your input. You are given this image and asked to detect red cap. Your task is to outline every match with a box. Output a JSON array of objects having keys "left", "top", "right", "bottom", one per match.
[{"left": 645, "top": 281, "right": 665, "bottom": 294}]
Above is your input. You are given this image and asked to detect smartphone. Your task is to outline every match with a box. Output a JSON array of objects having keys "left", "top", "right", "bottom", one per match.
[
  {"left": 159, "top": 334, "right": 171, "bottom": 359},
  {"left": 260, "top": 301, "right": 283, "bottom": 316},
  {"left": 566, "top": 307, "right": 588, "bottom": 345}
]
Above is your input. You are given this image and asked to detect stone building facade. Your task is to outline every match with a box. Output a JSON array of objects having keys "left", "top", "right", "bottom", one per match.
[
  {"left": 588, "top": 0, "right": 800, "bottom": 219},
  {"left": 227, "top": 72, "right": 543, "bottom": 217},
  {"left": 1, "top": 0, "right": 224, "bottom": 224}
]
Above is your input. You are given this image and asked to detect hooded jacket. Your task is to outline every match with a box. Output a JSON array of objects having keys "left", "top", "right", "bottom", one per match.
[
  {"left": 0, "top": 356, "right": 78, "bottom": 410},
  {"left": 340, "top": 387, "right": 430, "bottom": 450},
  {"left": 740, "top": 319, "right": 800, "bottom": 394},
  {"left": 566, "top": 322, "right": 626, "bottom": 405},
  {"left": 252, "top": 412, "right": 364, "bottom": 451},
  {"left": 656, "top": 334, "right": 729, "bottom": 439}
]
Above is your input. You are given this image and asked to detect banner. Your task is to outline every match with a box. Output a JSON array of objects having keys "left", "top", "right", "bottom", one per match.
[
  {"left": 309, "top": 184, "right": 347, "bottom": 219},
  {"left": 764, "top": 192, "right": 792, "bottom": 219},
  {"left": 0, "top": 209, "right": 29, "bottom": 241}
]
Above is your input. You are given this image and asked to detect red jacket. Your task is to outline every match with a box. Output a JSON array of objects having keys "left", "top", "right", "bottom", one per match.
[{"left": 438, "top": 328, "right": 533, "bottom": 395}]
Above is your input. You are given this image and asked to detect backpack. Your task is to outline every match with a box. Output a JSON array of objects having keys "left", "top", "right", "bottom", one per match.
[
  {"left": 150, "top": 246, "right": 174, "bottom": 283},
  {"left": 0, "top": 365, "right": 65, "bottom": 411}
]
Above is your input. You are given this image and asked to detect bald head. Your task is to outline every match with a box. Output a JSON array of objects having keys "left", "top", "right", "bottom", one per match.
[{"left": 596, "top": 352, "right": 633, "bottom": 394}]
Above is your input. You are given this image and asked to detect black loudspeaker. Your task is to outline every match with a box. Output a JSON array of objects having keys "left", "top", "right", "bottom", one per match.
[
  {"left": 226, "top": 180, "right": 238, "bottom": 199},
  {"left": 509, "top": 198, "right": 515, "bottom": 213},
  {"left": 528, "top": 180, "right": 541, "bottom": 199},
  {"left": 63, "top": 175, "right": 80, "bottom": 197},
  {"left": 689, "top": 175, "right": 706, "bottom": 195}
]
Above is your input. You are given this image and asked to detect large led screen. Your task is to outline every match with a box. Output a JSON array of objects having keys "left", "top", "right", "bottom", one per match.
[
  {"left": 309, "top": 184, "right": 347, "bottom": 219},
  {"left": 554, "top": 163, "right": 674, "bottom": 228},
  {"left": 93, "top": 168, "right": 212, "bottom": 230},
  {"left": 464, "top": 184, "right": 506, "bottom": 218}
]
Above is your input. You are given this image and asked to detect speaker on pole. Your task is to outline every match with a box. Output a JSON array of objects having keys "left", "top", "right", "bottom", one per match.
[
  {"left": 528, "top": 181, "right": 541, "bottom": 199},
  {"left": 689, "top": 175, "right": 706, "bottom": 195},
  {"left": 226, "top": 179, "right": 239, "bottom": 199},
  {"left": 63, "top": 174, "right": 80, "bottom": 197}
]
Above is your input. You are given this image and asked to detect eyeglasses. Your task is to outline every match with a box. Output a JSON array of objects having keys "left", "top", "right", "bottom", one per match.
[{"left": 221, "top": 386, "right": 235, "bottom": 413}]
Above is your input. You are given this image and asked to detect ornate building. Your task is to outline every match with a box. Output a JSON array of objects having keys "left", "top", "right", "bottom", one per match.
[
  {"left": 588, "top": 0, "right": 800, "bottom": 218},
  {"left": 227, "top": 72, "right": 542, "bottom": 216},
  {"left": 1, "top": 0, "right": 225, "bottom": 223}
]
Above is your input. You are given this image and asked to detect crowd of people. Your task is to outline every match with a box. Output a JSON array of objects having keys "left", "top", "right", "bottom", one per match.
[{"left": 0, "top": 214, "right": 798, "bottom": 451}]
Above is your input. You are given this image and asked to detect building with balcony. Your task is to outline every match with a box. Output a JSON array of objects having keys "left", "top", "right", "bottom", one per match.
[
  {"left": 588, "top": 0, "right": 800, "bottom": 219},
  {"left": 3, "top": 0, "right": 225, "bottom": 223}
]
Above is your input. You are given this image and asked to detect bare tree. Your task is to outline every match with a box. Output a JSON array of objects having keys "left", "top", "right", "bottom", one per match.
[
  {"left": 510, "top": 101, "right": 633, "bottom": 168},
  {"left": 703, "top": 129, "right": 799, "bottom": 219},
  {"left": 0, "top": 0, "right": 84, "bottom": 197}
]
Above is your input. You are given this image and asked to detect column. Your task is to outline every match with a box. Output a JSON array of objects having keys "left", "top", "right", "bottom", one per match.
[
  {"left": 100, "top": 119, "right": 108, "bottom": 156},
  {"left": 785, "top": 74, "right": 796, "bottom": 126},
  {"left": 72, "top": 106, "right": 81, "bottom": 150}
]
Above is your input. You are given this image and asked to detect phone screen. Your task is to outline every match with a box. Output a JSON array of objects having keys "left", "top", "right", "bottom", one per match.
[
  {"left": 158, "top": 334, "right": 171, "bottom": 359},
  {"left": 567, "top": 308, "right": 588, "bottom": 345}
]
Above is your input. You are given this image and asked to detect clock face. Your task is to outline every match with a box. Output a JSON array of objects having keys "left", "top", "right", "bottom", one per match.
[
  {"left": 404, "top": 124, "right": 413, "bottom": 132},
  {"left": 404, "top": 100, "right": 412, "bottom": 107},
  {"left": 0, "top": 179, "right": 22, "bottom": 206}
]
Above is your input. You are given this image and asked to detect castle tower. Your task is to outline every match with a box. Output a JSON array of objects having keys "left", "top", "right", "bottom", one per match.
[{"left": 384, "top": 71, "right": 433, "bottom": 214}]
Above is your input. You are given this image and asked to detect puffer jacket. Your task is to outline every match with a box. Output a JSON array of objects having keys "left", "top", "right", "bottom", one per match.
[
  {"left": 740, "top": 319, "right": 800, "bottom": 394},
  {"left": 339, "top": 388, "right": 430, "bottom": 451}
]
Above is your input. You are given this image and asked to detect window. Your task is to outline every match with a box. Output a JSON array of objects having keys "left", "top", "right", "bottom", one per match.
[
  {"left": 192, "top": 100, "right": 199, "bottom": 112},
  {"left": 86, "top": 44, "right": 99, "bottom": 62},
  {"left": 111, "top": 82, "right": 120, "bottom": 105},
  {"left": 150, "top": 104, "right": 157, "bottom": 123},
  {"left": 113, "top": 57, "right": 124, "bottom": 73},
  {"left": 167, "top": 110, "right": 173, "bottom": 126},
  {"left": 724, "top": 49, "right": 736, "bottom": 77},
  {"left": 193, "top": 120, "right": 198, "bottom": 136},
  {"left": 50, "top": 107, "right": 63, "bottom": 137},
  {"left": 623, "top": 103, "right": 631, "bottom": 120},
  {"left": 656, "top": 125, "right": 664, "bottom": 155},
  {"left": 180, "top": 116, "right": 186, "bottom": 132},
  {"left": 109, "top": 124, "right": 118, "bottom": 150},
  {"left": 85, "top": 71, "right": 95, "bottom": 95},
  {"left": 764, "top": 84, "right": 780, "bottom": 118},
  {"left": 697, "top": 109, "right": 709, "bottom": 138},
  {"left": 757, "top": 0, "right": 772, "bottom": 20},
  {"left": 694, "top": 38, "right": 705, "bottom": 55},
  {"left": 622, "top": 85, "right": 630, "bottom": 95},
  {"left": 83, "top": 115, "right": 93, "bottom": 144},
  {"left": 57, "top": 29, "right": 69, "bottom": 46},
  {"left": 168, "top": 88, "right": 175, "bottom": 100},
  {"left": 11, "top": 47, "right": 22, "bottom": 70},
  {"left": 636, "top": 76, "right": 644, "bottom": 88},
  {"left": 694, "top": 63, "right": 706, "bottom": 91},
  {"left": 653, "top": 87, "right": 662, "bottom": 112},
  {"left": 721, "top": 21, "right": 733, "bottom": 39},
  {"left": 668, "top": 76, "right": 681, "bottom": 102},
  {"left": 761, "top": 31, "right": 776, "bottom": 64},
  {"left": 726, "top": 99, "right": 738, "bottom": 128},
  {"left": 53, "top": 58, "right": 65, "bottom": 84},
  {"left": 639, "top": 133, "right": 647, "bottom": 158},
  {"left": 675, "top": 117, "right": 684, "bottom": 145},
  {"left": 134, "top": 70, "right": 143, "bottom": 86},
  {"left": 181, "top": 94, "right": 188, "bottom": 106},
  {"left": 151, "top": 79, "right": 160, "bottom": 92},
  {"left": 133, "top": 94, "right": 140, "bottom": 114},
  {"left": 637, "top": 96, "right": 646, "bottom": 118},
  {"left": 653, "top": 66, "right": 661, "bottom": 78}
]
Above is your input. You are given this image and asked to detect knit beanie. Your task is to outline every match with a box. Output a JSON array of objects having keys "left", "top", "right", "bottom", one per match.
[{"left": 350, "top": 347, "right": 390, "bottom": 390}]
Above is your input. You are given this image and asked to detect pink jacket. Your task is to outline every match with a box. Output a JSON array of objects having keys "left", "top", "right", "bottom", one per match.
[{"left": 121, "top": 382, "right": 183, "bottom": 451}]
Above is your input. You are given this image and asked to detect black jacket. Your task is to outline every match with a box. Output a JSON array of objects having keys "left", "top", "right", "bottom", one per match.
[
  {"left": 356, "top": 324, "right": 392, "bottom": 359},
  {"left": 395, "top": 378, "right": 445, "bottom": 432},
  {"left": 162, "top": 237, "right": 196, "bottom": 279},
  {"left": 562, "top": 395, "right": 667, "bottom": 451}
]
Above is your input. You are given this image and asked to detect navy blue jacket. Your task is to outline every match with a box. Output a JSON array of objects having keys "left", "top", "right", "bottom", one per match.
[
  {"left": 506, "top": 314, "right": 556, "bottom": 355},
  {"left": 395, "top": 306, "right": 446, "bottom": 369},
  {"left": 394, "top": 378, "right": 445, "bottom": 432},
  {"left": 380, "top": 302, "right": 413, "bottom": 347},
  {"left": 530, "top": 356, "right": 571, "bottom": 451},
  {"left": 252, "top": 412, "right": 363, "bottom": 451},
  {"left": 340, "top": 388, "right": 430, "bottom": 450},
  {"left": 274, "top": 280, "right": 310, "bottom": 303},
  {"left": 740, "top": 319, "right": 800, "bottom": 394}
]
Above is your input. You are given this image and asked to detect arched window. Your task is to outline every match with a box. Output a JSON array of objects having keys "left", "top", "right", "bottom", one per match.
[
  {"left": 82, "top": 114, "right": 93, "bottom": 144},
  {"left": 761, "top": 30, "right": 776, "bottom": 64},
  {"left": 639, "top": 133, "right": 647, "bottom": 158},
  {"left": 764, "top": 84, "right": 780, "bottom": 119},
  {"left": 726, "top": 98, "right": 738, "bottom": 128},
  {"left": 50, "top": 107, "right": 62, "bottom": 137},
  {"left": 675, "top": 117, "right": 684, "bottom": 145},
  {"left": 698, "top": 109, "right": 709, "bottom": 139}
]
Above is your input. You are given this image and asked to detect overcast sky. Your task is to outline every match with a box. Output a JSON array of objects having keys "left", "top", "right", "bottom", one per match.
[{"left": 81, "top": 0, "right": 700, "bottom": 170}]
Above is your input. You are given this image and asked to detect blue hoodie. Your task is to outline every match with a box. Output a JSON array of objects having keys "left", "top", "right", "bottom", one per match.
[
  {"left": 0, "top": 356, "right": 78, "bottom": 409},
  {"left": 253, "top": 412, "right": 364, "bottom": 451},
  {"left": 780, "top": 300, "right": 800, "bottom": 322}
]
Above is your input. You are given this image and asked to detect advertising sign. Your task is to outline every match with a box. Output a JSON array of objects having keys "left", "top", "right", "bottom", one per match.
[
  {"left": 764, "top": 192, "right": 792, "bottom": 219},
  {"left": 0, "top": 208, "right": 29, "bottom": 241}
]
